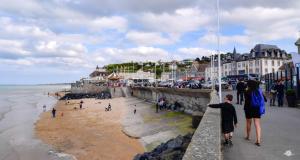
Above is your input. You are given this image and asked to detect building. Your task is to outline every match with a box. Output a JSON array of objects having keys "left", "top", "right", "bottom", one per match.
[
  {"left": 205, "top": 44, "right": 291, "bottom": 80},
  {"left": 89, "top": 65, "right": 109, "bottom": 81},
  {"left": 118, "top": 69, "right": 155, "bottom": 81},
  {"left": 205, "top": 61, "right": 222, "bottom": 81}
]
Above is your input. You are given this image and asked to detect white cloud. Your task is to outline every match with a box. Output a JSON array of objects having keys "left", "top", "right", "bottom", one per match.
[
  {"left": 221, "top": 7, "right": 300, "bottom": 42},
  {"left": 178, "top": 47, "right": 215, "bottom": 57},
  {"left": 199, "top": 33, "right": 251, "bottom": 46},
  {"left": 0, "top": 39, "right": 30, "bottom": 58},
  {"left": 34, "top": 41, "right": 87, "bottom": 58},
  {"left": 140, "top": 8, "right": 210, "bottom": 36},
  {"left": 91, "top": 47, "right": 170, "bottom": 64},
  {"left": 126, "top": 31, "right": 174, "bottom": 45}
]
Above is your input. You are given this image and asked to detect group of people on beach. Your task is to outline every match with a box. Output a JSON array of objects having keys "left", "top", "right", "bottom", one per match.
[{"left": 209, "top": 79, "right": 266, "bottom": 147}]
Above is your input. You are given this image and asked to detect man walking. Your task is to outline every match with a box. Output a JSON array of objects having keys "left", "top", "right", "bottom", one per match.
[
  {"left": 275, "top": 81, "right": 285, "bottom": 107},
  {"left": 236, "top": 79, "right": 246, "bottom": 105}
]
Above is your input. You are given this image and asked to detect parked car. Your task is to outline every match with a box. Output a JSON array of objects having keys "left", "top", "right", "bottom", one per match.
[{"left": 187, "top": 80, "right": 202, "bottom": 89}]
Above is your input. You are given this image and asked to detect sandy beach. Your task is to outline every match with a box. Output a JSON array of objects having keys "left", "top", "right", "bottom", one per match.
[{"left": 35, "top": 98, "right": 144, "bottom": 160}]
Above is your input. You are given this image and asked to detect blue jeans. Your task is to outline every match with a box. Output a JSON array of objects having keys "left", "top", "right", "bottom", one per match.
[{"left": 277, "top": 93, "right": 284, "bottom": 106}]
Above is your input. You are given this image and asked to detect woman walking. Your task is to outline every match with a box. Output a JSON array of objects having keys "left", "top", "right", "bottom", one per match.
[{"left": 244, "top": 80, "right": 266, "bottom": 146}]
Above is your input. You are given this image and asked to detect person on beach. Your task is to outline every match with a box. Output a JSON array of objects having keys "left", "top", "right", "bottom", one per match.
[
  {"left": 208, "top": 94, "right": 237, "bottom": 146},
  {"left": 107, "top": 103, "right": 112, "bottom": 111},
  {"left": 244, "top": 80, "right": 267, "bottom": 146},
  {"left": 43, "top": 105, "right": 46, "bottom": 112},
  {"left": 52, "top": 108, "right": 56, "bottom": 118},
  {"left": 80, "top": 100, "right": 84, "bottom": 109}
]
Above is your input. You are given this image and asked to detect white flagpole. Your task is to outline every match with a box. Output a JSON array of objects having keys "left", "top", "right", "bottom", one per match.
[{"left": 217, "top": 0, "right": 222, "bottom": 102}]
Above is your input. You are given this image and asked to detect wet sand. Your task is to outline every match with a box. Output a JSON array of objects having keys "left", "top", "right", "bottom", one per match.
[{"left": 35, "top": 98, "right": 144, "bottom": 160}]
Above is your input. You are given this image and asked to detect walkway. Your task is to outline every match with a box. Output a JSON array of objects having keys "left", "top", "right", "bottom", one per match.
[{"left": 223, "top": 91, "right": 300, "bottom": 160}]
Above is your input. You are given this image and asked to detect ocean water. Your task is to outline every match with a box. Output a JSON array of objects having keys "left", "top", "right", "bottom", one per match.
[{"left": 0, "top": 85, "right": 71, "bottom": 160}]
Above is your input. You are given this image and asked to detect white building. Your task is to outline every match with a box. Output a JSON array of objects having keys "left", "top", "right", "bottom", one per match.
[
  {"left": 205, "top": 44, "right": 291, "bottom": 80},
  {"left": 89, "top": 65, "right": 109, "bottom": 81},
  {"left": 205, "top": 61, "right": 223, "bottom": 81},
  {"left": 118, "top": 69, "right": 155, "bottom": 80}
]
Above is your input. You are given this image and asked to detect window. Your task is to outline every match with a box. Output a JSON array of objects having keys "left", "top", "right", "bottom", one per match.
[
  {"left": 265, "top": 60, "right": 268, "bottom": 65},
  {"left": 250, "top": 62, "right": 253, "bottom": 66},
  {"left": 265, "top": 68, "right": 268, "bottom": 73},
  {"left": 256, "top": 68, "right": 259, "bottom": 73},
  {"left": 277, "top": 61, "right": 280, "bottom": 66},
  {"left": 238, "top": 63, "right": 241, "bottom": 68},
  {"left": 242, "top": 62, "right": 245, "bottom": 67},
  {"left": 272, "top": 60, "right": 274, "bottom": 66},
  {"left": 225, "top": 65, "right": 227, "bottom": 69},
  {"left": 255, "top": 60, "right": 259, "bottom": 65},
  {"left": 249, "top": 69, "right": 253, "bottom": 73}
]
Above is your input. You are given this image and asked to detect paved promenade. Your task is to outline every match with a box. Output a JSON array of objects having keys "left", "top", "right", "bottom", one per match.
[{"left": 223, "top": 91, "right": 300, "bottom": 160}]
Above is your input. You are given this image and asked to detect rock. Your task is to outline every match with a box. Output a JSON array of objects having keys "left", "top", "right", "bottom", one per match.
[
  {"left": 160, "top": 150, "right": 183, "bottom": 160},
  {"left": 133, "top": 133, "right": 194, "bottom": 160},
  {"left": 166, "top": 135, "right": 183, "bottom": 150}
]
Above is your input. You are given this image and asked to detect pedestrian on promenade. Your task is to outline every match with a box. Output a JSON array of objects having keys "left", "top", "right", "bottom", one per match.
[
  {"left": 52, "top": 108, "right": 56, "bottom": 118},
  {"left": 270, "top": 82, "right": 277, "bottom": 106},
  {"left": 275, "top": 81, "right": 285, "bottom": 107},
  {"left": 244, "top": 80, "right": 267, "bottom": 146},
  {"left": 236, "top": 79, "right": 246, "bottom": 105},
  {"left": 209, "top": 94, "right": 238, "bottom": 146}
]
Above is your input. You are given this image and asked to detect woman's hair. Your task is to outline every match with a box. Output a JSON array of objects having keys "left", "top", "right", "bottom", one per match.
[{"left": 247, "top": 80, "right": 259, "bottom": 91}]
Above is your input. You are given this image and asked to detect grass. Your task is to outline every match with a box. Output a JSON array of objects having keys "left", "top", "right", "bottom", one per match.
[{"left": 145, "top": 141, "right": 163, "bottom": 152}]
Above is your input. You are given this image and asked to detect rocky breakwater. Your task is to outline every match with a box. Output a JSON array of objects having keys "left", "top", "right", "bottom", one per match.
[
  {"left": 133, "top": 133, "right": 193, "bottom": 160},
  {"left": 60, "top": 92, "right": 111, "bottom": 100}
]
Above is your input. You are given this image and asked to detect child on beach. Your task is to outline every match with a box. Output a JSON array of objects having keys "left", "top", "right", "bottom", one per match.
[
  {"left": 80, "top": 100, "right": 84, "bottom": 109},
  {"left": 208, "top": 94, "right": 238, "bottom": 146}
]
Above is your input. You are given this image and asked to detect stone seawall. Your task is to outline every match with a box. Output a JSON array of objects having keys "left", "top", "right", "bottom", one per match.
[
  {"left": 71, "top": 84, "right": 109, "bottom": 94},
  {"left": 183, "top": 91, "right": 222, "bottom": 160},
  {"left": 131, "top": 87, "right": 211, "bottom": 114}
]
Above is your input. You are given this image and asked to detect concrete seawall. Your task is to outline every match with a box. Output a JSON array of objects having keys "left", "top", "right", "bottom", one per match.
[
  {"left": 183, "top": 91, "right": 221, "bottom": 160},
  {"left": 131, "top": 87, "right": 211, "bottom": 114},
  {"left": 131, "top": 87, "right": 222, "bottom": 160}
]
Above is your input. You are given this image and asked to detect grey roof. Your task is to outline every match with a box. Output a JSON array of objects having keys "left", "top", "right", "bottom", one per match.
[{"left": 253, "top": 44, "right": 280, "bottom": 52}]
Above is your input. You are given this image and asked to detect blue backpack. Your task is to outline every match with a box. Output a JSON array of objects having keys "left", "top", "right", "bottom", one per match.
[{"left": 251, "top": 88, "right": 265, "bottom": 115}]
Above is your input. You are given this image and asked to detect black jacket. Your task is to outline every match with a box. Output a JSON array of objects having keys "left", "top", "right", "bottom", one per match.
[
  {"left": 209, "top": 102, "right": 237, "bottom": 124},
  {"left": 236, "top": 82, "right": 246, "bottom": 92}
]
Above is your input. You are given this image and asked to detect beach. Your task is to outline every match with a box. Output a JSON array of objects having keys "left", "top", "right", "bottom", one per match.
[{"left": 35, "top": 98, "right": 144, "bottom": 160}]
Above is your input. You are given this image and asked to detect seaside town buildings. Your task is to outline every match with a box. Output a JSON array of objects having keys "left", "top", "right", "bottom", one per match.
[{"left": 205, "top": 44, "right": 292, "bottom": 80}]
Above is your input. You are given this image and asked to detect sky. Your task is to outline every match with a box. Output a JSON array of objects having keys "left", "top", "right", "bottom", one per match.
[{"left": 0, "top": 0, "right": 300, "bottom": 84}]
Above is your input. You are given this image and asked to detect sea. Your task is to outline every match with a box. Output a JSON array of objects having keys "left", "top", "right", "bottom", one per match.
[{"left": 0, "top": 85, "right": 73, "bottom": 160}]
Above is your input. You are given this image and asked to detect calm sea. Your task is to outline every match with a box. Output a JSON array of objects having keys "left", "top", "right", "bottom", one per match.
[{"left": 0, "top": 85, "right": 70, "bottom": 160}]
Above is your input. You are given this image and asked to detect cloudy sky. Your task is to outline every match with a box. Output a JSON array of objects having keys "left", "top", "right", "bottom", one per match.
[{"left": 0, "top": 0, "right": 299, "bottom": 84}]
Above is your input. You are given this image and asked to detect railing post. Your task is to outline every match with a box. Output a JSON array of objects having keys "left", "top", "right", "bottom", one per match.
[
  {"left": 290, "top": 68, "right": 293, "bottom": 90},
  {"left": 285, "top": 69, "right": 288, "bottom": 91},
  {"left": 297, "top": 67, "right": 300, "bottom": 98}
]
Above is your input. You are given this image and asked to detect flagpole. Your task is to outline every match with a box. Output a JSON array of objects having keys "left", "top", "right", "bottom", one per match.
[{"left": 217, "top": 0, "right": 222, "bottom": 102}]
